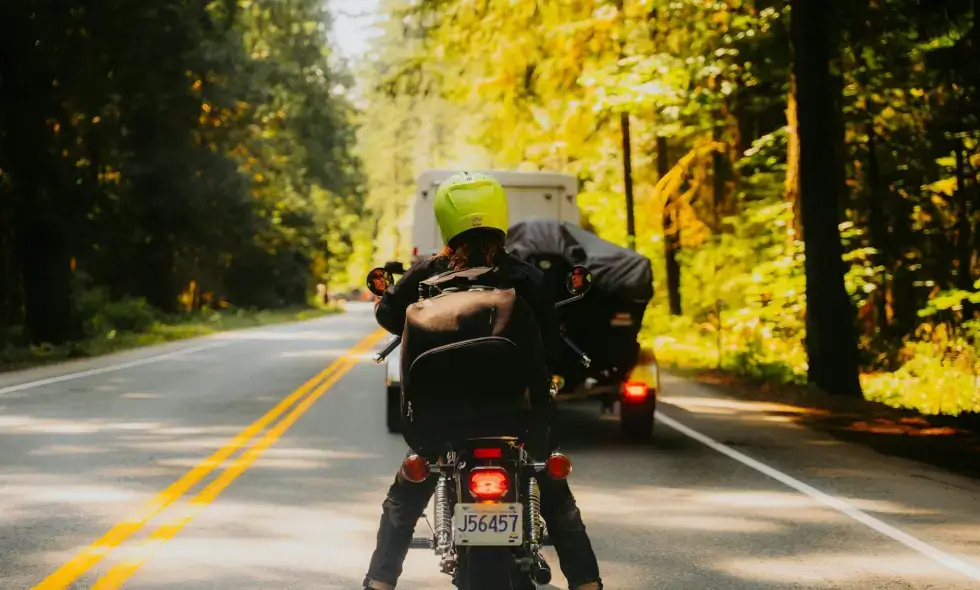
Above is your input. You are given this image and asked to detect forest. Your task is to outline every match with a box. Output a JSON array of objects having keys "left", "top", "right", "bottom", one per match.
[
  {"left": 2, "top": 0, "right": 977, "bottom": 418},
  {"left": 357, "top": 0, "right": 979, "bottom": 417},
  {"left": 0, "top": 0, "right": 369, "bottom": 365}
]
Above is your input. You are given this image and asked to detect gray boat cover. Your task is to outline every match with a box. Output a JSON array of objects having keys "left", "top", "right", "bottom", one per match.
[{"left": 506, "top": 218, "right": 653, "bottom": 304}]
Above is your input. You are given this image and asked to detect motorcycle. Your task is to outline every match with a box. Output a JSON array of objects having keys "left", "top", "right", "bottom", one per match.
[{"left": 365, "top": 265, "right": 595, "bottom": 590}]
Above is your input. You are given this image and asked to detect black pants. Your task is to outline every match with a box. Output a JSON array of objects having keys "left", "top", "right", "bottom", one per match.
[{"left": 363, "top": 469, "right": 602, "bottom": 589}]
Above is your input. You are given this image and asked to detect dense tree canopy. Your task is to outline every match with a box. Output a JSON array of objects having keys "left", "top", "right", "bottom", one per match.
[
  {"left": 3, "top": 0, "right": 976, "bottom": 415},
  {"left": 0, "top": 0, "right": 364, "bottom": 349},
  {"left": 361, "top": 0, "right": 978, "bottom": 414}
]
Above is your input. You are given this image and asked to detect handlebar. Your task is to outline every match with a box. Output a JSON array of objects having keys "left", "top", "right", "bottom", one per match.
[
  {"left": 371, "top": 291, "right": 590, "bottom": 366},
  {"left": 561, "top": 334, "right": 591, "bottom": 368},
  {"left": 373, "top": 336, "right": 402, "bottom": 363},
  {"left": 555, "top": 293, "right": 584, "bottom": 309},
  {"left": 374, "top": 332, "right": 589, "bottom": 368}
]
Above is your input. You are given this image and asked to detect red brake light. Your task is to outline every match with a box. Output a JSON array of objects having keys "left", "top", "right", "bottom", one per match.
[
  {"left": 412, "top": 247, "right": 418, "bottom": 257},
  {"left": 468, "top": 468, "right": 509, "bottom": 500},
  {"left": 545, "top": 453, "right": 572, "bottom": 479},
  {"left": 623, "top": 381, "right": 648, "bottom": 400},
  {"left": 473, "top": 448, "right": 503, "bottom": 459},
  {"left": 400, "top": 454, "right": 430, "bottom": 483}
]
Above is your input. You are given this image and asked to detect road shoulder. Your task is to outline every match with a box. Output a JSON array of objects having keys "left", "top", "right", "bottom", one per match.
[
  {"left": 657, "top": 371, "right": 980, "bottom": 583},
  {"left": 0, "top": 309, "right": 345, "bottom": 394},
  {"left": 0, "top": 306, "right": 342, "bottom": 377},
  {"left": 674, "top": 369, "right": 980, "bottom": 481}
]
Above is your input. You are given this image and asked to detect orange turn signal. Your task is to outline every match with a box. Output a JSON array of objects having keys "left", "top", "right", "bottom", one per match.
[
  {"left": 400, "top": 454, "right": 430, "bottom": 483},
  {"left": 545, "top": 452, "right": 572, "bottom": 479}
]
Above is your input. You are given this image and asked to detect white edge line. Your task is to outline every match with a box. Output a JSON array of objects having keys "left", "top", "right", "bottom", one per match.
[
  {"left": 655, "top": 411, "right": 980, "bottom": 582},
  {"left": 0, "top": 341, "right": 230, "bottom": 397}
]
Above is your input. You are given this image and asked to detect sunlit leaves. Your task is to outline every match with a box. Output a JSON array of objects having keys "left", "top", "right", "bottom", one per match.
[{"left": 363, "top": 0, "right": 980, "bottom": 412}]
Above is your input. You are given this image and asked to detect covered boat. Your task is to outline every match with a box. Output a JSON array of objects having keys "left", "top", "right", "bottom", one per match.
[{"left": 506, "top": 219, "right": 654, "bottom": 391}]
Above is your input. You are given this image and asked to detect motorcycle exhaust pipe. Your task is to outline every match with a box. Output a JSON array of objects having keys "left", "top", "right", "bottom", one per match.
[{"left": 532, "top": 558, "right": 552, "bottom": 585}]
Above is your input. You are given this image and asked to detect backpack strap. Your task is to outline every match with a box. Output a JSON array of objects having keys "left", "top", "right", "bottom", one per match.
[
  {"left": 420, "top": 266, "right": 498, "bottom": 286},
  {"left": 419, "top": 266, "right": 503, "bottom": 298}
]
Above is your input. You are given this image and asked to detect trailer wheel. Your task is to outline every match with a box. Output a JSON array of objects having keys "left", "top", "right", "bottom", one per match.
[
  {"left": 386, "top": 384, "right": 402, "bottom": 434},
  {"left": 621, "top": 402, "right": 654, "bottom": 440}
]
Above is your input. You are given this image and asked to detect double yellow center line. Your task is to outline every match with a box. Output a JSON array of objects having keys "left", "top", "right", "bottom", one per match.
[{"left": 34, "top": 329, "right": 387, "bottom": 589}]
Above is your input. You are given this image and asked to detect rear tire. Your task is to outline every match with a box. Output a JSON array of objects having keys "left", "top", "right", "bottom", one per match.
[
  {"left": 386, "top": 384, "right": 401, "bottom": 434},
  {"left": 455, "top": 547, "right": 515, "bottom": 590},
  {"left": 621, "top": 402, "right": 655, "bottom": 440}
]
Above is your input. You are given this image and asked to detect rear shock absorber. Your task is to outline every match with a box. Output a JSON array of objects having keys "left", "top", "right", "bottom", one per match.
[
  {"left": 434, "top": 475, "right": 452, "bottom": 556},
  {"left": 526, "top": 476, "right": 542, "bottom": 549}
]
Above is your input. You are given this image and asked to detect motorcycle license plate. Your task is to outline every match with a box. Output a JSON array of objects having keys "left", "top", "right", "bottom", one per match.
[{"left": 452, "top": 503, "right": 524, "bottom": 546}]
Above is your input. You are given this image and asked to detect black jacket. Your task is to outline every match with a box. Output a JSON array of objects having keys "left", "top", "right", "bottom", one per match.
[{"left": 375, "top": 252, "right": 564, "bottom": 370}]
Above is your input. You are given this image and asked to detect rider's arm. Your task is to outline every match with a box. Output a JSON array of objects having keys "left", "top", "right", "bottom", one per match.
[
  {"left": 374, "top": 257, "right": 438, "bottom": 335},
  {"left": 516, "top": 265, "right": 563, "bottom": 445},
  {"left": 522, "top": 270, "right": 564, "bottom": 370}
]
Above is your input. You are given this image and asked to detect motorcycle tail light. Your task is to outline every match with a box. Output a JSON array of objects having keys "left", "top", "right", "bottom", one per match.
[
  {"left": 473, "top": 447, "right": 503, "bottom": 459},
  {"left": 399, "top": 454, "right": 430, "bottom": 483},
  {"left": 623, "top": 381, "right": 649, "bottom": 400},
  {"left": 545, "top": 453, "right": 572, "bottom": 480},
  {"left": 468, "top": 467, "right": 509, "bottom": 500}
]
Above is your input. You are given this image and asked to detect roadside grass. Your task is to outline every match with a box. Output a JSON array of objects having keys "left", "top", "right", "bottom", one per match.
[
  {"left": 641, "top": 323, "right": 980, "bottom": 418},
  {"left": 0, "top": 305, "right": 341, "bottom": 373}
]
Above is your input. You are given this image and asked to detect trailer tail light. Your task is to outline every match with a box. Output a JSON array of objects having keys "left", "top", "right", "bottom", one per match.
[
  {"left": 611, "top": 312, "right": 634, "bottom": 327},
  {"left": 545, "top": 453, "right": 573, "bottom": 480},
  {"left": 468, "top": 467, "right": 509, "bottom": 500},
  {"left": 622, "top": 381, "right": 649, "bottom": 400},
  {"left": 400, "top": 454, "right": 430, "bottom": 483}
]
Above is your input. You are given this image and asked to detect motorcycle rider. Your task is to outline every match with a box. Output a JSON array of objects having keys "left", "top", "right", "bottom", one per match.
[
  {"left": 363, "top": 172, "right": 603, "bottom": 590},
  {"left": 570, "top": 266, "right": 589, "bottom": 292},
  {"left": 368, "top": 268, "right": 390, "bottom": 296}
]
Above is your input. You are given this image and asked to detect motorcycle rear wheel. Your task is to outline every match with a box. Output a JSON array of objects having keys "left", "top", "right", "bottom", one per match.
[{"left": 455, "top": 546, "right": 516, "bottom": 590}]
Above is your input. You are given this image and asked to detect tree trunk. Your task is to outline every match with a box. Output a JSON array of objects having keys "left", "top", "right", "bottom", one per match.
[
  {"left": 0, "top": 208, "right": 23, "bottom": 333},
  {"left": 130, "top": 123, "right": 180, "bottom": 313},
  {"left": 866, "top": 125, "right": 892, "bottom": 330},
  {"left": 785, "top": 74, "right": 802, "bottom": 242},
  {"left": 955, "top": 140, "right": 974, "bottom": 292},
  {"left": 659, "top": 136, "right": 682, "bottom": 315},
  {"left": 16, "top": 200, "right": 76, "bottom": 345},
  {"left": 711, "top": 123, "right": 731, "bottom": 226},
  {"left": 954, "top": 139, "right": 976, "bottom": 321},
  {"left": 2, "top": 19, "right": 77, "bottom": 346},
  {"left": 621, "top": 112, "right": 636, "bottom": 251},
  {"left": 790, "top": 0, "right": 863, "bottom": 396}
]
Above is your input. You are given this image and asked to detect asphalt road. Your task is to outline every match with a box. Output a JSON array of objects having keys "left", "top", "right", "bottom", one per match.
[{"left": 2, "top": 303, "right": 979, "bottom": 589}]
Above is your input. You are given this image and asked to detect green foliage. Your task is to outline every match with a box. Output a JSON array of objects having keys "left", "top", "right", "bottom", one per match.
[
  {"left": 0, "top": 303, "right": 338, "bottom": 372},
  {"left": 91, "top": 298, "right": 160, "bottom": 336},
  {"left": 0, "top": 0, "right": 365, "bottom": 344},
  {"left": 352, "top": 2, "right": 494, "bottom": 270},
  {"left": 647, "top": 130, "right": 807, "bottom": 385},
  {"left": 918, "top": 280, "right": 980, "bottom": 320},
  {"left": 869, "top": 280, "right": 980, "bottom": 415},
  {"left": 365, "top": 0, "right": 980, "bottom": 416},
  {"left": 862, "top": 336, "right": 979, "bottom": 416}
]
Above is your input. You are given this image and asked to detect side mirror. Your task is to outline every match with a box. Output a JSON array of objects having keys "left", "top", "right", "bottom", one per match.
[
  {"left": 384, "top": 261, "right": 406, "bottom": 275},
  {"left": 366, "top": 267, "right": 394, "bottom": 297},
  {"left": 565, "top": 265, "right": 593, "bottom": 296}
]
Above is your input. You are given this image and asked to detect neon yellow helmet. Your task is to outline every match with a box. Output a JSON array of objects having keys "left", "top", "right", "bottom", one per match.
[{"left": 434, "top": 172, "right": 509, "bottom": 245}]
